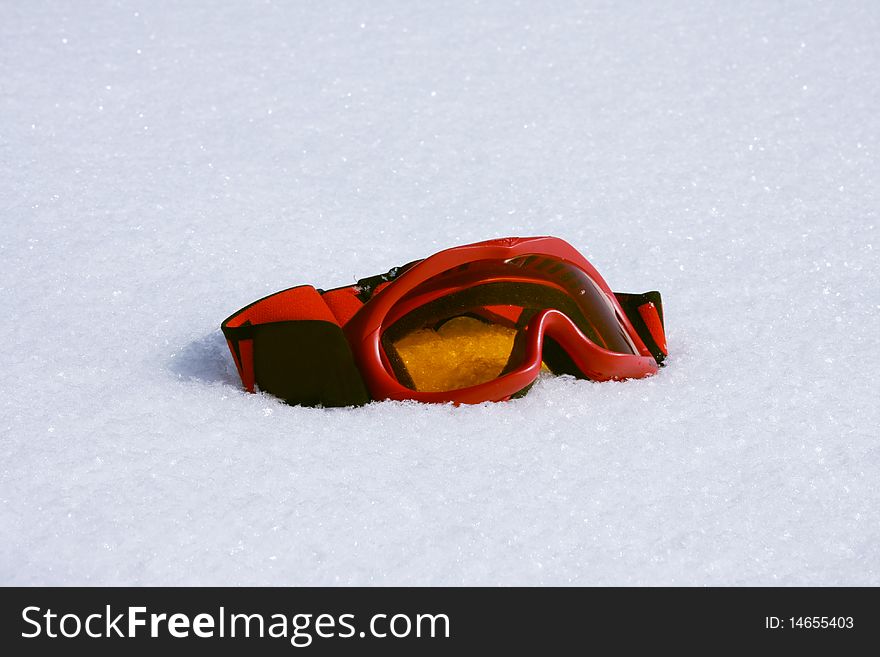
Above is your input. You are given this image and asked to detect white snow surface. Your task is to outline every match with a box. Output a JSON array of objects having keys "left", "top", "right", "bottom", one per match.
[{"left": 2, "top": 0, "right": 878, "bottom": 586}]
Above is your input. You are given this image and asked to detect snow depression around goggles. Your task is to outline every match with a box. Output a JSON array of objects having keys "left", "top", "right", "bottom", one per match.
[{"left": 221, "top": 237, "right": 667, "bottom": 406}]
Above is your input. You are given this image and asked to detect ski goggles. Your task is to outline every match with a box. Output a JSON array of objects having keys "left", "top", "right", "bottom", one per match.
[{"left": 221, "top": 236, "right": 667, "bottom": 406}]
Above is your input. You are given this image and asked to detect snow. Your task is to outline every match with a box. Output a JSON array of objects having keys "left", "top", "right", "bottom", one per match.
[{"left": 2, "top": 0, "right": 878, "bottom": 585}]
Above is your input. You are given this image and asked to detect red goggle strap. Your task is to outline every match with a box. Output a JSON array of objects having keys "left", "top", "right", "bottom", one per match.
[
  {"left": 221, "top": 285, "right": 365, "bottom": 394},
  {"left": 613, "top": 291, "right": 667, "bottom": 364}
]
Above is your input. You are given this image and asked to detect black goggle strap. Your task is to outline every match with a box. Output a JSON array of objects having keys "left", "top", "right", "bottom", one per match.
[{"left": 613, "top": 291, "right": 667, "bottom": 365}]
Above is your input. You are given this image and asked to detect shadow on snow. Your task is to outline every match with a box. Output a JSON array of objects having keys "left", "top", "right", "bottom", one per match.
[{"left": 168, "top": 330, "right": 240, "bottom": 387}]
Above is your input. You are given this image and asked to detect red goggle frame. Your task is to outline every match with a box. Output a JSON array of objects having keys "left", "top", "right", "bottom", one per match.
[{"left": 221, "top": 237, "right": 667, "bottom": 406}]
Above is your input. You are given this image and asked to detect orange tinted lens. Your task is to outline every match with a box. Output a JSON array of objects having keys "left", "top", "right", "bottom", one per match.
[{"left": 389, "top": 316, "right": 518, "bottom": 392}]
